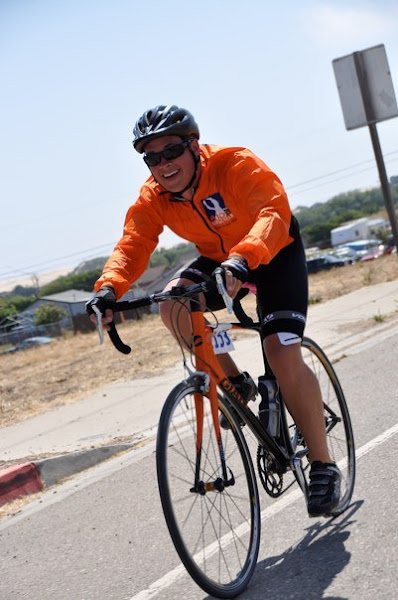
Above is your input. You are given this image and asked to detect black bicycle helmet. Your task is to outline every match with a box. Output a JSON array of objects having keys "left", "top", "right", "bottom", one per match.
[{"left": 133, "top": 105, "right": 200, "bottom": 153}]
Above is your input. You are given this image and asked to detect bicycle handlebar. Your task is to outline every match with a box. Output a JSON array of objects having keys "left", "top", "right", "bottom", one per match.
[{"left": 94, "top": 280, "right": 256, "bottom": 354}]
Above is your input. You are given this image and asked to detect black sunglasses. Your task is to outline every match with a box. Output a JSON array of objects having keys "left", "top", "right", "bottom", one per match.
[{"left": 143, "top": 140, "right": 190, "bottom": 167}]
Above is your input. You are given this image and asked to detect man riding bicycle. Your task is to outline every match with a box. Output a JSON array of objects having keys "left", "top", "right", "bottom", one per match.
[{"left": 87, "top": 104, "right": 341, "bottom": 517}]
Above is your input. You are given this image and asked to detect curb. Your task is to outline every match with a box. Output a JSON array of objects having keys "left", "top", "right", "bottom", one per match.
[
  {"left": 0, "top": 443, "right": 132, "bottom": 507},
  {"left": 0, "top": 463, "right": 43, "bottom": 506}
]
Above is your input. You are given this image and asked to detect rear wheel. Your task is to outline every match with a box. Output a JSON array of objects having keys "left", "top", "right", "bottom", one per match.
[
  {"left": 302, "top": 337, "right": 356, "bottom": 515},
  {"left": 156, "top": 381, "right": 261, "bottom": 598}
]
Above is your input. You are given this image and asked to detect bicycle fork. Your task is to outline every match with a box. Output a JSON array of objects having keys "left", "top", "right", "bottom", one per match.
[
  {"left": 190, "top": 379, "right": 235, "bottom": 495},
  {"left": 188, "top": 302, "right": 235, "bottom": 495}
]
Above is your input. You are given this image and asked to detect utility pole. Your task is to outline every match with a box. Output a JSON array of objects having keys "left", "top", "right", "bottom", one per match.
[{"left": 31, "top": 273, "right": 40, "bottom": 296}]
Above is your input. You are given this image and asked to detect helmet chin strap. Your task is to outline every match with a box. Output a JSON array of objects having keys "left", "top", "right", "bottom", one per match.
[{"left": 174, "top": 149, "right": 200, "bottom": 196}]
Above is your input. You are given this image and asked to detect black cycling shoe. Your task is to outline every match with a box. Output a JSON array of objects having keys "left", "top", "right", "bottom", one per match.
[
  {"left": 220, "top": 372, "right": 257, "bottom": 430},
  {"left": 307, "top": 461, "right": 341, "bottom": 517}
]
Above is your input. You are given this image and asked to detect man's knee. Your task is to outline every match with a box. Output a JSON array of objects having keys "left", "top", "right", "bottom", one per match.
[
  {"left": 159, "top": 277, "right": 196, "bottom": 330},
  {"left": 264, "top": 333, "right": 303, "bottom": 379},
  {"left": 159, "top": 301, "right": 171, "bottom": 327}
]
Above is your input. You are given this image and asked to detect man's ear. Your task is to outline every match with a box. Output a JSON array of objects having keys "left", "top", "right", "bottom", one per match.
[{"left": 190, "top": 138, "right": 200, "bottom": 157}]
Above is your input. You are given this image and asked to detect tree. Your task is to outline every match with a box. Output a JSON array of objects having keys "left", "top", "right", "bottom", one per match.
[
  {"left": 39, "top": 269, "right": 102, "bottom": 296},
  {"left": 0, "top": 295, "right": 36, "bottom": 320},
  {"left": 149, "top": 243, "right": 195, "bottom": 268},
  {"left": 296, "top": 184, "right": 398, "bottom": 247},
  {"left": 33, "top": 304, "right": 67, "bottom": 325}
]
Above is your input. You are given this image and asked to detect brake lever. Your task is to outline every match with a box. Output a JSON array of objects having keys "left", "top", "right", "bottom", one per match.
[
  {"left": 92, "top": 305, "right": 104, "bottom": 345},
  {"left": 215, "top": 272, "right": 233, "bottom": 314}
]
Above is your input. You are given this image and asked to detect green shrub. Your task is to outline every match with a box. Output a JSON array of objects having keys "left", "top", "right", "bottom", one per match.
[{"left": 33, "top": 304, "right": 67, "bottom": 325}]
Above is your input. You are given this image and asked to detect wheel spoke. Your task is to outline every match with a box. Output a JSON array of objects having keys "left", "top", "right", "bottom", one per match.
[{"left": 157, "top": 383, "right": 260, "bottom": 596}]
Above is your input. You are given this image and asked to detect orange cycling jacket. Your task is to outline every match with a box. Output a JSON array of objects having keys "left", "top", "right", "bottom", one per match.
[{"left": 95, "top": 144, "right": 294, "bottom": 299}]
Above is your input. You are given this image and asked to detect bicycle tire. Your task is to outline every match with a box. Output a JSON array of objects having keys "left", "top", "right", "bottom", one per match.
[
  {"left": 302, "top": 337, "right": 356, "bottom": 516},
  {"left": 156, "top": 380, "right": 261, "bottom": 598}
]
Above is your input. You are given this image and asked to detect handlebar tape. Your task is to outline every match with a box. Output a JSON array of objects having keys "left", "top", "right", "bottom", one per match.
[
  {"left": 232, "top": 296, "right": 255, "bottom": 327},
  {"left": 107, "top": 322, "right": 132, "bottom": 354},
  {"left": 96, "top": 297, "right": 151, "bottom": 354}
]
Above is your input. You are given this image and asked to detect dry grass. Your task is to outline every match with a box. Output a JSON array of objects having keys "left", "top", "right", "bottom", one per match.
[
  {"left": 1, "top": 254, "right": 397, "bottom": 428},
  {"left": 308, "top": 253, "right": 398, "bottom": 302},
  {"left": 0, "top": 314, "right": 178, "bottom": 427}
]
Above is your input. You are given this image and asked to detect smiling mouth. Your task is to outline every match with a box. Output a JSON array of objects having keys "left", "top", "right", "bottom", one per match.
[{"left": 163, "top": 170, "right": 179, "bottom": 179}]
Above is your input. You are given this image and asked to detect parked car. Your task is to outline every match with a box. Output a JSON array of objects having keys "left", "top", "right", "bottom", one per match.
[
  {"left": 306, "top": 254, "right": 352, "bottom": 274},
  {"left": 3, "top": 336, "right": 54, "bottom": 354},
  {"left": 331, "top": 246, "right": 361, "bottom": 262},
  {"left": 360, "top": 244, "right": 386, "bottom": 262},
  {"left": 338, "top": 239, "right": 383, "bottom": 258}
]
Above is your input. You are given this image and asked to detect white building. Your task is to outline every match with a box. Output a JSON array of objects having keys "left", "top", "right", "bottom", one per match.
[{"left": 331, "top": 217, "right": 387, "bottom": 246}]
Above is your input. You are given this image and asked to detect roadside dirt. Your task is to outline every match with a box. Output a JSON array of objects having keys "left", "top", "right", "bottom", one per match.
[{"left": 1, "top": 254, "right": 397, "bottom": 428}]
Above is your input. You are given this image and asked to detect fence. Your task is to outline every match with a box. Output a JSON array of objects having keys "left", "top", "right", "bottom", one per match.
[
  {"left": 0, "top": 304, "right": 152, "bottom": 347},
  {"left": 71, "top": 306, "right": 150, "bottom": 334},
  {"left": 0, "top": 320, "right": 63, "bottom": 347}
]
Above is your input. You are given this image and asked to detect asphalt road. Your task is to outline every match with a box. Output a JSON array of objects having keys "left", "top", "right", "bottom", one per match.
[{"left": 1, "top": 333, "right": 398, "bottom": 600}]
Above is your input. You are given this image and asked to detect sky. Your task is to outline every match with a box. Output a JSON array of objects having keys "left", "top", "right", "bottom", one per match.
[{"left": 1, "top": 0, "right": 398, "bottom": 289}]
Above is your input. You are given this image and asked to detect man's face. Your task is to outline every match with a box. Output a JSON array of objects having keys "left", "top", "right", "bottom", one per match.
[{"left": 144, "top": 135, "right": 199, "bottom": 193}]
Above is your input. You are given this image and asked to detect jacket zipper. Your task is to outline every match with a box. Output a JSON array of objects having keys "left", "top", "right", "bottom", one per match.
[{"left": 190, "top": 200, "right": 226, "bottom": 254}]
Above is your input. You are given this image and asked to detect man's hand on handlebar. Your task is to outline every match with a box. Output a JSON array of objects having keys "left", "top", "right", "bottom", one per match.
[
  {"left": 214, "top": 256, "right": 249, "bottom": 299},
  {"left": 86, "top": 286, "right": 116, "bottom": 331}
]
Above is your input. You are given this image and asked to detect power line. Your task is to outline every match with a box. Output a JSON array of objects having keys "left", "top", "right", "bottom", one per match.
[
  {"left": 3, "top": 150, "right": 398, "bottom": 281},
  {"left": 0, "top": 194, "right": 130, "bottom": 233},
  {"left": 291, "top": 157, "right": 398, "bottom": 197},
  {"left": 286, "top": 150, "right": 398, "bottom": 191},
  {"left": 0, "top": 242, "right": 115, "bottom": 280},
  {"left": 2, "top": 151, "right": 398, "bottom": 234}
]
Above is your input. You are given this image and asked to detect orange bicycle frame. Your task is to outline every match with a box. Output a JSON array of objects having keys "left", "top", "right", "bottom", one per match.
[{"left": 189, "top": 296, "right": 247, "bottom": 488}]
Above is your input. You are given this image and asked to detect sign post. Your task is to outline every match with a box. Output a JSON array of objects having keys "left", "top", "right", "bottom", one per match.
[{"left": 333, "top": 44, "right": 398, "bottom": 249}]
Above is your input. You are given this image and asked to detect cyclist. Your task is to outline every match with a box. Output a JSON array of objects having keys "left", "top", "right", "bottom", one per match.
[{"left": 87, "top": 104, "right": 341, "bottom": 517}]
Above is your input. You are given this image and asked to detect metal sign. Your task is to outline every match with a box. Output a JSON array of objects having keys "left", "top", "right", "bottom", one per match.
[
  {"left": 332, "top": 44, "right": 398, "bottom": 251},
  {"left": 333, "top": 44, "right": 398, "bottom": 130}
]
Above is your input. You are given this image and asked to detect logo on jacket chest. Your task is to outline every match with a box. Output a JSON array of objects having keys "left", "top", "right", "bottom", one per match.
[{"left": 200, "top": 193, "right": 236, "bottom": 228}]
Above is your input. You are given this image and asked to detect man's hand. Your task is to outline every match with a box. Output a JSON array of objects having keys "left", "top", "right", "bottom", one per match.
[
  {"left": 215, "top": 256, "right": 249, "bottom": 299},
  {"left": 86, "top": 286, "right": 116, "bottom": 330}
]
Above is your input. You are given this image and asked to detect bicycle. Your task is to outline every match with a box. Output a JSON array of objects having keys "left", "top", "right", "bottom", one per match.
[{"left": 92, "top": 276, "right": 356, "bottom": 599}]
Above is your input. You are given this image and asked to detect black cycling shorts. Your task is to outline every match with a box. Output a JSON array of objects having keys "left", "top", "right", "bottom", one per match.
[{"left": 174, "top": 219, "right": 308, "bottom": 339}]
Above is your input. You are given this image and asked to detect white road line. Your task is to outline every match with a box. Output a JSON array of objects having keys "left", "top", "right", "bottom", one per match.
[
  {"left": 355, "top": 422, "right": 398, "bottom": 460},
  {"left": 131, "top": 487, "right": 303, "bottom": 600},
  {"left": 129, "top": 422, "right": 398, "bottom": 600}
]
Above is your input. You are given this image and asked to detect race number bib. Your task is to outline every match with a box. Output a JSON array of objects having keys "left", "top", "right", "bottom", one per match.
[{"left": 211, "top": 324, "right": 235, "bottom": 354}]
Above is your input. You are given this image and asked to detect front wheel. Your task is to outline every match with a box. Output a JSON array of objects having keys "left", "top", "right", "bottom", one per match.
[
  {"left": 302, "top": 337, "right": 356, "bottom": 516},
  {"left": 156, "top": 381, "right": 261, "bottom": 598}
]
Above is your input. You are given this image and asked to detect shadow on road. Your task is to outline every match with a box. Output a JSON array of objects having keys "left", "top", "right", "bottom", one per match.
[{"left": 204, "top": 500, "right": 363, "bottom": 600}]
